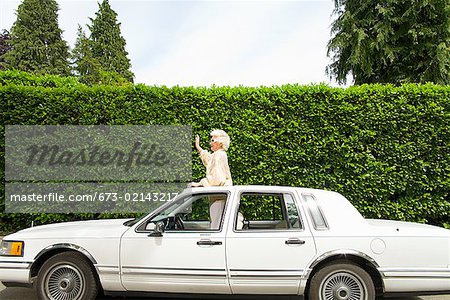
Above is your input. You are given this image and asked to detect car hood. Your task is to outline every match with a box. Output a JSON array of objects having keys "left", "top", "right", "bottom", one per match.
[
  {"left": 4, "top": 219, "right": 133, "bottom": 240},
  {"left": 366, "top": 219, "right": 450, "bottom": 237}
]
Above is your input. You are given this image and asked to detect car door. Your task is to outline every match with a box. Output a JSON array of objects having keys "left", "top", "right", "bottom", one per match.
[
  {"left": 226, "top": 188, "right": 316, "bottom": 294},
  {"left": 120, "top": 191, "right": 232, "bottom": 294}
]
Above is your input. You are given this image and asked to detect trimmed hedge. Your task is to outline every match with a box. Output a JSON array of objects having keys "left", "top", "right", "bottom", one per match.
[
  {"left": 0, "top": 70, "right": 83, "bottom": 88},
  {"left": 1, "top": 72, "right": 449, "bottom": 232}
]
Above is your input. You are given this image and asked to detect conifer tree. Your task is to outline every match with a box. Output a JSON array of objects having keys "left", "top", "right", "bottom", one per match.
[
  {"left": 0, "top": 30, "right": 12, "bottom": 70},
  {"left": 87, "top": 0, "right": 134, "bottom": 82},
  {"left": 4, "top": 0, "right": 70, "bottom": 75},
  {"left": 71, "top": 25, "right": 102, "bottom": 84},
  {"left": 327, "top": 0, "right": 450, "bottom": 85}
]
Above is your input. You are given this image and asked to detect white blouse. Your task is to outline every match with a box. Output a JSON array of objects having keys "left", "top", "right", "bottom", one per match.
[{"left": 199, "top": 149, "right": 232, "bottom": 186}]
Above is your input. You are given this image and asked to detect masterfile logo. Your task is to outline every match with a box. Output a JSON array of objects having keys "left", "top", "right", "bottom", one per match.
[
  {"left": 6, "top": 125, "right": 191, "bottom": 181},
  {"left": 5, "top": 125, "right": 191, "bottom": 213}
]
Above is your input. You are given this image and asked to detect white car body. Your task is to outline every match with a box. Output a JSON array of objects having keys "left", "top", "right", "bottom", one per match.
[{"left": 1, "top": 185, "right": 449, "bottom": 299}]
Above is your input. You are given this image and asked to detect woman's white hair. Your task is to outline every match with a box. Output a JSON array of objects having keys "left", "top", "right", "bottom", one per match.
[{"left": 210, "top": 129, "right": 230, "bottom": 151}]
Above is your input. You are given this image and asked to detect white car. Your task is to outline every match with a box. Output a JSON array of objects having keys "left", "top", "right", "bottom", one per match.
[{"left": 1, "top": 185, "right": 449, "bottom": 300}]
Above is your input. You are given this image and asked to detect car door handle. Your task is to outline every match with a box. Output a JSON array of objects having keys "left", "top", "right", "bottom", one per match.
[
  {"left": 197, "top": 239, "right": 222, "bottom": 246},
  {"left": 285, "top": 238, "right": 305, "bottom": 245}
]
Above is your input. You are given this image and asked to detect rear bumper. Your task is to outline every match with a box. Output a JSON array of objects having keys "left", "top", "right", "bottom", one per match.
[
  {"left": 381, "top": 268, "right": 450, "bottom": 293},
  {"left": 384, "top": 277, "right": 450, "bottom": 293}
]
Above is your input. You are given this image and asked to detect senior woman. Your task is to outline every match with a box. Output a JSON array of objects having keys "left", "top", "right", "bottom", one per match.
[{"left": 191, "top": 129, "right": 232, "bottom": 229}]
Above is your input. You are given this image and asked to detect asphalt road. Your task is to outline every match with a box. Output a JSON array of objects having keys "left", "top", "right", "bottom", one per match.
[{"left": 1, "top": 282, "right": 449, "bottom": 300}]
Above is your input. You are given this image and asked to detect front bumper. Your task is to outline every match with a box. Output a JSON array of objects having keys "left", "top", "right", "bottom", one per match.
[{"left": 0, "top": 260, "right": 33, "bottom": 286}]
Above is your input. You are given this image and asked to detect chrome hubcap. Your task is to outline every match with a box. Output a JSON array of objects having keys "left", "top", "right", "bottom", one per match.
[
  {"left": 321, "top": 271, "right": 366, "bottom": 300},
  {"left": 335, "top": 286, "right": 351, "bottom": 299},
  {"left": 44, "top": 264, "right": 84, "bottom": 300}
]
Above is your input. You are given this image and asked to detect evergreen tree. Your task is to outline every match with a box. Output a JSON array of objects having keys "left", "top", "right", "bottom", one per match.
[
  {"left": 4, "top": 0, "right": 70, "bottom": 75},
  {"left": 88, "top": 0, "right": 134, "bottom": 82},
  {"left": 71, "top": 25, "right": 102, "bottom": 84},
  {"left": 327, "top": 0, "right": 450, "bottom": 85},
  {"left": 0, "top": 30, "right": 12, "bottom": 70}
]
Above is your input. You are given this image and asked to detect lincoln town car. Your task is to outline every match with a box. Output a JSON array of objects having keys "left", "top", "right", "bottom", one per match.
[{"left": 1, "top": 186, "right": 449, "bottom": 300}]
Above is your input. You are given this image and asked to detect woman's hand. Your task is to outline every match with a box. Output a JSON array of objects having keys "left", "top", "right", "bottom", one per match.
[{"left": 195, "top": 134, "right": 202, "bottom": 152}]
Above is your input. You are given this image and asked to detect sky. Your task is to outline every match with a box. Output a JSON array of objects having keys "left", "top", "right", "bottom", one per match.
[{"left": 0, "top": 0, "right": 346, "bottom": 87}]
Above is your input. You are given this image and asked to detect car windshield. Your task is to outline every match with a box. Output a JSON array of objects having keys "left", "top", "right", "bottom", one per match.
[
  {"left": 149, "top": 195, "right": 196, "bottom": 221},
  {"left": 123, "top": 191, "right": 188, "bottom": 227}
]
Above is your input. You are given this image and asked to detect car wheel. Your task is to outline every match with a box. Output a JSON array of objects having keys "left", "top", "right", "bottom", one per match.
[
  {"left": 36, "top": 251, "right": 98, "bottom": 300},
  {"left": 309, "top": 260, "right": 375, "bottom": 300}
]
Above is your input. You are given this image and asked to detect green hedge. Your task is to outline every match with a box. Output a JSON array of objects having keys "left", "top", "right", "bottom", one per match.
[
  {"left": 0, "top": 70, "right": 83, "bottom": 88},
  {"left": 1, "top": 71, "right": 449, "bottom": 232}
]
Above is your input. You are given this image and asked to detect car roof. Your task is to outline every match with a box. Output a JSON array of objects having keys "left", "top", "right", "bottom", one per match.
[{"left": 190, "top": 185, "right": 328, "bottom": 193}]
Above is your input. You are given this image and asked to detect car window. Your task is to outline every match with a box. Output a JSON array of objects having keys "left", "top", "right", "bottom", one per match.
[
  {"left": 284, "top": 194, "right": 302, "bottom": 229},
  {"left": 235, "top": 193, "right": 302, "bottom": 231},
  {"left": 302, "top": 193, "right": 329, "bottom": 230},
  {"left": 146, "top": 193, "right": 228, "bottom": 231}
]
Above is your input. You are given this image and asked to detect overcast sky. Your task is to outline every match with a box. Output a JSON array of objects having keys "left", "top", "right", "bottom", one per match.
[{"left": 0, "top": 0, "right": 345, "bottom": 87}]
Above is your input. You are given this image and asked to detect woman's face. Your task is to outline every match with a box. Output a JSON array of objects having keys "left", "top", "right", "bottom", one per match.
[{"left": 210, "top": 136, "right": 221, "bottom": 151}]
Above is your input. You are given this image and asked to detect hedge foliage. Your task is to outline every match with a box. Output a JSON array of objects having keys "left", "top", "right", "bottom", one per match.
[
  {"left": 1, "top": 71, "right": 449, "bottom": 232},
  {"left": 0, "top": 70, "right": 83, "bottom": 88}
]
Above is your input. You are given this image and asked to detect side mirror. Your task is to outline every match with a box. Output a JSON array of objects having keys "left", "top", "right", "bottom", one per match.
[{"left": 149, "top": 221, "right": 165, "bottom": 237}]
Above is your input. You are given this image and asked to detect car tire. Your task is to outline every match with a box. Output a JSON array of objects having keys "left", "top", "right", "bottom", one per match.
[
  {"left": 36, "top": 251, "right": 99, "bottom": 300},
  {"left": 309, "top": 260, "right": 375, "bottom": 300}
]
